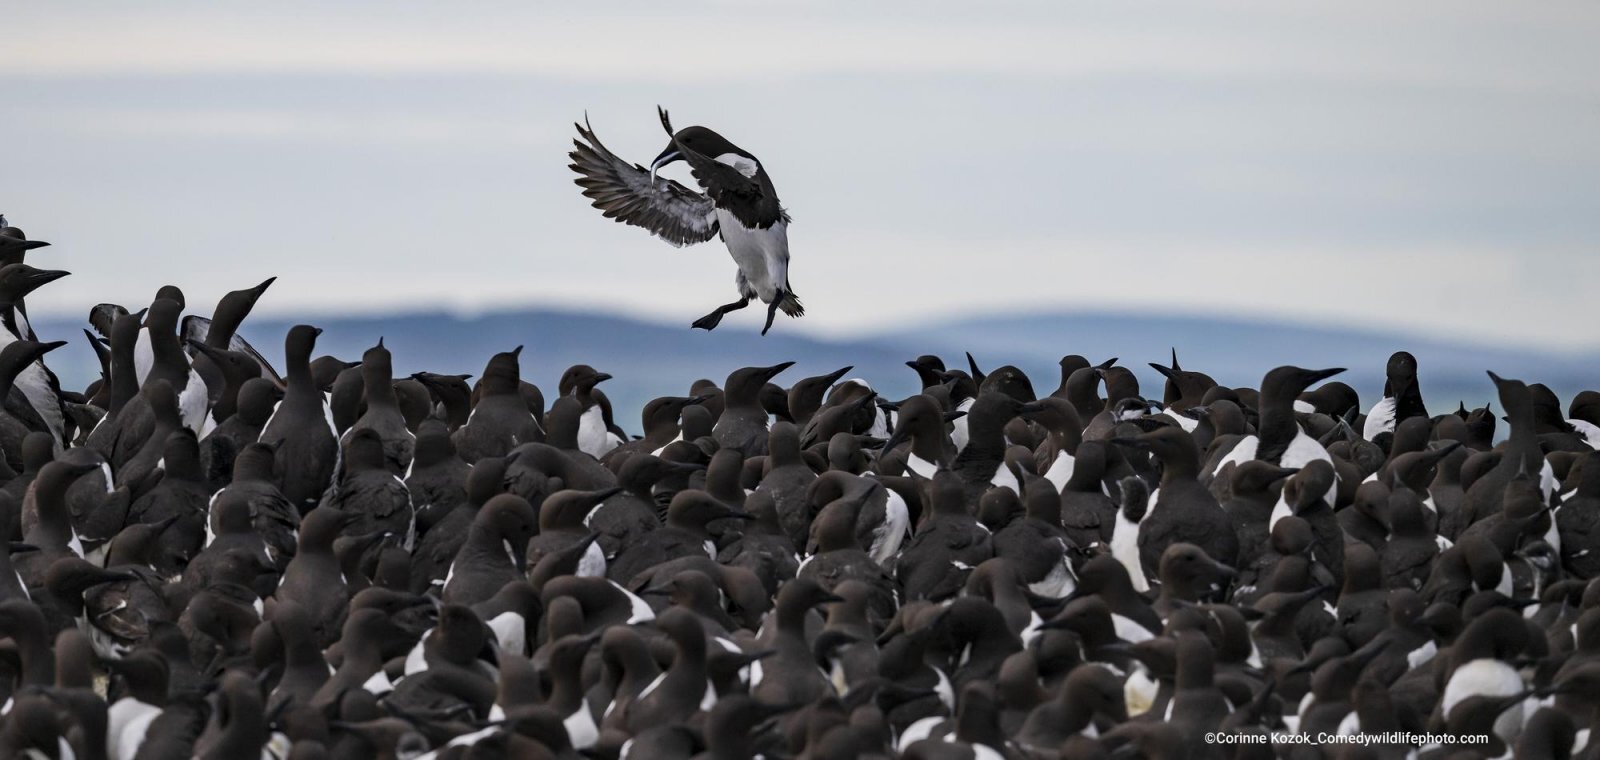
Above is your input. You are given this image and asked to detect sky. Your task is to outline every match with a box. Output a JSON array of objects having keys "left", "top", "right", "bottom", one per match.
[{"left": 4, "top": 1, "right": 1599, "bottom": 352}]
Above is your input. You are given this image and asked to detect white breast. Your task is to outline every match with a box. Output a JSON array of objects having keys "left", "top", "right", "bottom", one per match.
[
  {"left": 1124, "top": 665, "right": 1159, "bottom": 717},
  {"left": 178, "top": 368, "right": 210, "bottom": 434},
  {"left": 714, "top": 211, "right": 788, "bottom": 303},
  {"left": 133, "top": 331, "right": 153, "bottom": 387},
  {"left": 1043, "top": 451, "right": 1076, "bottom": 492},
  {"left": 108, "top": 697, "right": 162, "bottom": 760},
  {"left": 1363, "top": 397, "right": 1397, "bottom": 440},
  {"left": 16, "top": 363, "right": 64, "bottom": 449},
  {"left": 1111, "top": 613, "right": 1155, "bottom": 644},
  {"left": 1442, "top": 658, "right": 1529, "bottom": 744},
  {"left": 1165, "top": 407, "right": 1199, "bottom": 433},
  {"left": 577, "top": 541, "right": 607, "bottom": 578},
  {"left": 1268, "top": 493, "right": 1292, "bottom": 531},
  {"left": 868, "top": 490, "right": 910, "bottom": 566},
  {"left": 1442, "top": 658, "right": 1522, "bottom": 716},
  {"left": 361, "top": 668, "right": 395, "bottom": 695},
  {"left": 1407, "top": 640, "right": 1437, "bottom": 669},
  {"left": 896, "top": 716, "right": 947, "bottom": 753},
  {"left": 1026, "top": 542, "right": 1077, "bottom": 599},
  {"left": 1211, "top": 436, "right": 1259, "bottom": 476},
  {"left": 577, "top": 404, "right": 615, "bottom": 459},
  {"left": 564, "top": 705, "right": 600, "bottom": 750},
  {"left": 989, "top": 462, "right": 1019, "bottom": 494},
  {"left": 487, "top": 611, "right": 526, "bottom": 657},
  {"left": 1111, "top": 511, "right": 1148, "bottom": 593},
  {"left": 1570, "top": 419, "right": 1600, "bottom": 449},
  {"left": 611, "top": 581, "right": 656, "bottom": 625},
  {"left": 951, "top": 398, "right": 974, "bottom": 453}
]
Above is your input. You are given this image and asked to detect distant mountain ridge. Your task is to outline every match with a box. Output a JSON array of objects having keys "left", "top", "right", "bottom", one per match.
[{"left": 32, "top": 306, "right": 1596, "bottom": 432}]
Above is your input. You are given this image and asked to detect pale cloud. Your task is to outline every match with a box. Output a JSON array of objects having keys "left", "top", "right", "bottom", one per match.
[
  {"left": 6, "top": 2, "right": 1598, "bottom": 98},
  {"left": 16, "top": 106, "right": 560, "bottom": 148}
]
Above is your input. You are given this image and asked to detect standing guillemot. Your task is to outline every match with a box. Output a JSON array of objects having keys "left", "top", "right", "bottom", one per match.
[
  {"left": 712, "top": 361, "right": 793, "bottom": 457},
  {"left": 0, "top": 265, "right": 70, "bottom": 450},
  {"left": 259, "top": 325, "right": 340, "bottom": 515},
  {"left": 570, "top": 108, "right": 802, "bottom": 334},
  {"left": 343, "top": 338, "right": 415, "bottom": 476},
  {"left": 1362, "top": 351, "right": 1427, "bottom": 443}
]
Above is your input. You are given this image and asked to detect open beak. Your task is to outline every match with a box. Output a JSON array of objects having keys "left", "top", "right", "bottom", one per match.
[{"left": 649, "top": 147, "right": 682, "bottom": 183}]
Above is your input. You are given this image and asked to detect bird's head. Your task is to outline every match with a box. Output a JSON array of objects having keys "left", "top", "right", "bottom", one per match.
[{"left": 651, "top": 106, "right": 751, "bottom": 181}]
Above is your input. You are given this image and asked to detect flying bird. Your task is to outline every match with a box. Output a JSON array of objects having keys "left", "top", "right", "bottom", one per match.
[{"left": 570, "top": 107, "right": 802, "bottom": 335}]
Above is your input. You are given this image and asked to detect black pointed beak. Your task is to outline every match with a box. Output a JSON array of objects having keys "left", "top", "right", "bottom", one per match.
[
  {"left": 649, "top": 146, "right": 682, "bottom": 180},
  {"left": 762, "top": 361, "right": 796, "bottom": 380},
  {"left": 1303, "top": 367, "right": 1346, "bottom": 385},
  {"left": 22, "top": 240, "right": 50, "bottom": 251},
  {"left": 187, "top": 339, "right": 225, "bottom": 359},
  {"left": 1148, "top": 363, "right": 1177, "bottom": 381},
  {"left": 29, "top": 269, "right": 70, "bottom": 287}
]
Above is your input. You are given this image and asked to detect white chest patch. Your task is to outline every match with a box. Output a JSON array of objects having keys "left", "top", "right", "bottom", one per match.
[
  {"left": 1111, "top": 510, "right": 1148, "bottom": 593},
  {"left": 1570, "top": 419, "right": 1600, "bottom": 449},
  {"left": 906, "top": 452, "right": 938, "bottom": 479},
  {"left": 1027, "top": 541, "right": 1077, "bottom": 598},
  {"left": 1363, "top": 397, "right": 1397, "bottom": 440},
  {"left": 1111, "top": 613, "right": 1155, "bottom": 644},
  {"left": 1407, "top": 640, "right": 1437, "bottom": 669},
  {"left": 578, "top": 541, "right": 607, "bottom": 577},
  {"left": 1268, "top": 493, "right": 1292, "bottom": 531},
  {"left": 951, "top": 398, "right": 974, "bottom": 453},
  {"left": 612, "top": 581, "right": 656, "bottom": 625},
  {"left": 565, "top": 705, "right": 600, "bottom": 750},
  {"left": 577, "top": 404, "right": 615, "bottom": 459},
  {"left": 488, "top": 611, "right": 526, "bottom": 657},
  {"left": 1043, "top": 451, "right": 1076, "bottom": 492},
  {"left": 1165, "top": 407, "right": 1200, "bottom": 433},
  {"left": 714, "top": 211, "right": 788, "bottom": 303},
  {"left": 869, "top": 491, "right": 910, "bottom": 566},
  {"left": 989, "top": 462, "right": 1019, "bottom": 494}
]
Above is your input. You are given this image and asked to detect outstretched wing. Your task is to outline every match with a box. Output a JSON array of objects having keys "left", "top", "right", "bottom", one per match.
[
  {"left": 88, "top": 303, "right": 128, "bottom": 339},
  {"left": 569, "top": 117, "right": 719, "bottom": 247},
  {"left": 181, "top": 315, "right": 285, "bottom": 386}
]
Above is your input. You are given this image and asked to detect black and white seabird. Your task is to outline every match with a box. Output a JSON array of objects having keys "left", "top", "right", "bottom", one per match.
[{"left": 571, "top": 108, "right": 803, "bottom": 335}]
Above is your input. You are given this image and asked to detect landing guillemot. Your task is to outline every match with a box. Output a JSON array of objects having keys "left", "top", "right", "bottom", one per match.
[{"left": 570, "top": 108, "right": 802, "bottom": 334}]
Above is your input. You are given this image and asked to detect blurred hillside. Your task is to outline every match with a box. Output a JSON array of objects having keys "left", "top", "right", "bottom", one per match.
[{"left": 33, "top": 307, "right": 1595, "bottom": 432}]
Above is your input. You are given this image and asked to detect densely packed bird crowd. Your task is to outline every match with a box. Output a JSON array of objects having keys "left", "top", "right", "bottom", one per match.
[{"left": 0, "top": 220, "right": 1598, "bottom": 759}]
